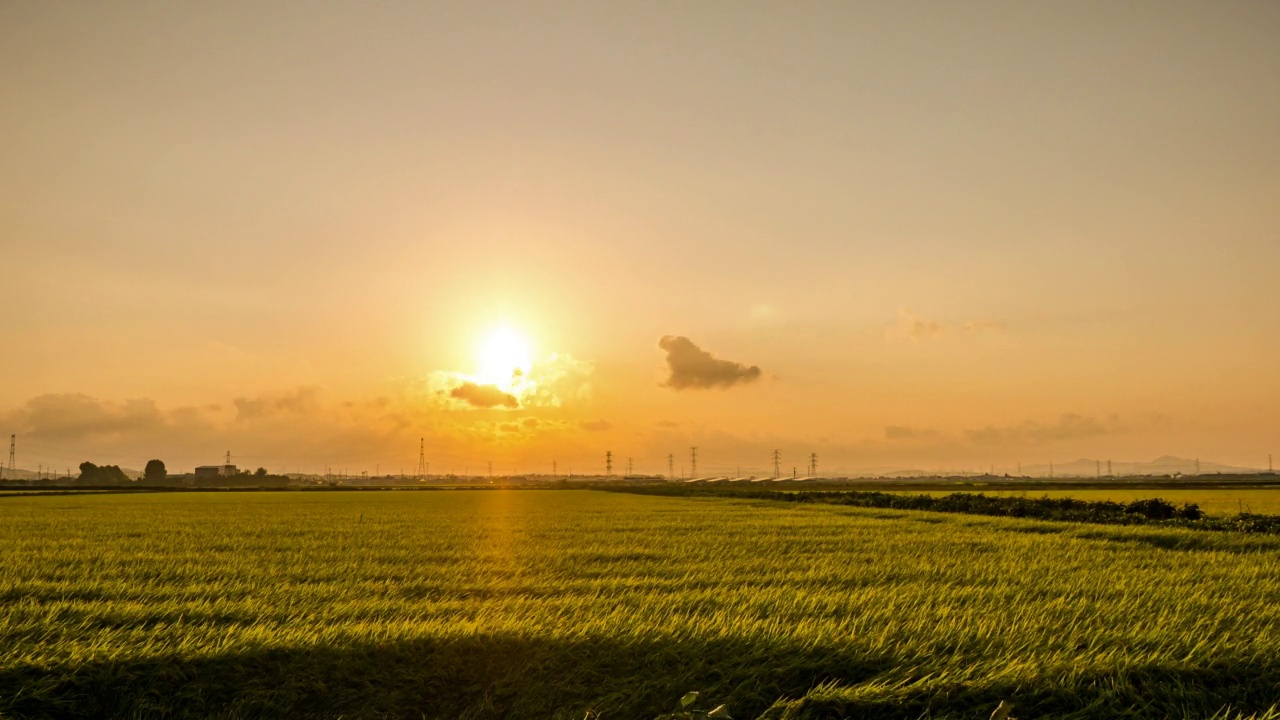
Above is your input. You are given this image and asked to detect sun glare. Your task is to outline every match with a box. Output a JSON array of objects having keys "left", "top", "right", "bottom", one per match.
[{"left": 476, "top": 326, "right": 533, "bottom": 391}]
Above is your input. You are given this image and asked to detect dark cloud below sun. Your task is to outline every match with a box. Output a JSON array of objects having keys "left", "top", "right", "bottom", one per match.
[{"left": 450, "top": 382, "right": 519, "bottom": 409}]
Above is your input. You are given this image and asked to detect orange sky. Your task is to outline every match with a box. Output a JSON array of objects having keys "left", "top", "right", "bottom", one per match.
[{"left": 2, "top": 2, "right": 1278, "bottom": 475}]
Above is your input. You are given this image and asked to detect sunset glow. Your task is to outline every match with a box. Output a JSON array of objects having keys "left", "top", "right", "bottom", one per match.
[{"left": 475, "top": 327, "right": 533, "bottom": 393}]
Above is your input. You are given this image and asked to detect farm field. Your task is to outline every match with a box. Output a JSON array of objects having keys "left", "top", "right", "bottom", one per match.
[
  {"left": 889, "top": 488, "right": 1280, "bottom": 518},
  {"left": 1, "top": 490, "right": 1279, "bottom": 719}
]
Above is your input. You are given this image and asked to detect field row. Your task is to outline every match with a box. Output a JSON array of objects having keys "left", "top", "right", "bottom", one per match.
[{"left": 1, "top": 490, "right": 1278, "bottom": 719}]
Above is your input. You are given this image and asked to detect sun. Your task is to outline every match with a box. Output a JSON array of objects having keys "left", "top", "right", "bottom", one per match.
[{"left": 475, "top": 326, "right": 533, "bottom": 392}]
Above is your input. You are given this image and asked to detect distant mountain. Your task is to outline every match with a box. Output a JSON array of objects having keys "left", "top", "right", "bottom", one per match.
[{"left": 1020, "top": 456, "right": 1260, "bottom": 478}]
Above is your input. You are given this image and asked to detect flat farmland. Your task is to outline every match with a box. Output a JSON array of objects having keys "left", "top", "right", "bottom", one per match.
[
  {"left": 892, "top": 488, "right": 1280, "bottom": 517},
  {"left": 1, "top": 490, "right": 1279, "bottom": 719}
]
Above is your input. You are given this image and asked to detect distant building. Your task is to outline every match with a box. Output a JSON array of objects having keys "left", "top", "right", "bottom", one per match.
[{"left": 194, "top": 464, "right": 237, "bottom": 477}]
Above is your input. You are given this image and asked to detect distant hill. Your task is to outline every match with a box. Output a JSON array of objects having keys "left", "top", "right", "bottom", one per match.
[
  {"left": 1, "top": 466, "right": 144, "bottom": 481},
  {"left": 1021, "top": 456, "right": 1260, "bottom": 477}
]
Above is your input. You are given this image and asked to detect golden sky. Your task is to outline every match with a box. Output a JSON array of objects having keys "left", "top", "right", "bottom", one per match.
[{"left": 3, "top": 2, "right": 1278, "bottom": 475}]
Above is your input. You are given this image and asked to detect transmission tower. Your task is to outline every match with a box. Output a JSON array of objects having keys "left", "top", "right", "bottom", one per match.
[
  {"left": 605, "top": 451, "right": 613, "bottom": 476},
  {"left": 667, "top": 454, "right": 674, "bottom": 480},
  {"left": 690, "top": 447, "right": 698, "bottom": 478},
  {"left": 1096, "top": 460, "right": 1101, "bottom": 479},
  {"left": 627, "top": 457, "right": 633, "bottom": 476},
  {"left": 1195, "top": 458, "right": 1201, "bottom": 475},
  {"left": 1, "top": 435, "right": 10, "bottom": 481},
  {"left": 1270, "top": 454, "right": 1274, "bottom": 474},
  {"left": 772, "top": 449, "right": 781, "bottom": 479},
  {"left": 553, "top": 460, "right": 557, "bottom": 477},
  {"left": 225, "top": 450, "right": 231, "bottom": 467},
  {"left": 417, "top": 438, "right": 427, "bottom": 479},
  {"left": 808, "top": 453, "right": 817, "bottom": 477},
  {"left": 1107, "top": 459, "right": 1113, "bottom": 477}
]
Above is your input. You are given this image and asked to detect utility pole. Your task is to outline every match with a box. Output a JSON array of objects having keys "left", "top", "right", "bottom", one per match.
[
  {"left": 605, "top": 451, "right": 613, "bottom": 476},
  {"left": 772, "top": 450, "right": 781, "bottom": 479},
  {"left": 667, "top": 454, "right": 674, "bottom": 480},
  {"left": 690, "top": 447, "right": 698, "bottom": 478}
]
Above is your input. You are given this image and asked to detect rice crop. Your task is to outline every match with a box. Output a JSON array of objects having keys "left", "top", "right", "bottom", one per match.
[{"left": 1, "top": 489, "right": 1278, "bottom": 719}]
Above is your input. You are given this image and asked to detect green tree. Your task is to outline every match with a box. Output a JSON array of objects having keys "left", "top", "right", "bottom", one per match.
[
  {"left": 144, "top": 459, "right": 167, "bottom": 482},
  {"left": 254, "top": 467, "right": 268, "bottom": 477}
]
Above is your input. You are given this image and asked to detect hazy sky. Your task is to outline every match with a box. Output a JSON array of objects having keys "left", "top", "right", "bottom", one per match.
[{"left": 3, "top": 1, "right": 1278, "bottom": 476}]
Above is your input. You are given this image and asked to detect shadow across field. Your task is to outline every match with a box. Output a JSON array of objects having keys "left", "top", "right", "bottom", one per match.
[
  {"left": 4, "top": 633, "right": 1279, "bottom": 720},
  {"left": 0, "top": 634, "right": 890, "bottom": 720}
]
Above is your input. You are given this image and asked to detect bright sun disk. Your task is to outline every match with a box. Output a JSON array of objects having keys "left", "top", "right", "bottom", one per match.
[{"left": 476, "top": 327, "right": 533, "bottom": 391}]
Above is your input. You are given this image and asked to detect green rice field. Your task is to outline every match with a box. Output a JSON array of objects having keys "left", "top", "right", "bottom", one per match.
[
  {"left": 898, "top": 488, "right": 1280, "bottom": 517},
  {"left": 2, "top": 489, "right": 1279, "bottom": 719}
]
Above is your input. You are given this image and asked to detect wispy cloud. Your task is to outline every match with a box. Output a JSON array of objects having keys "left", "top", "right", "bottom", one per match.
[
  {"left": 233, "top": 386, "right": 321, "bottom": 421},
  {"left": 965, "top": 414, "right": 1109, "bottom": 446},
  {"left": 891, "top": 309, "right": 1002, "bottom": 343}
]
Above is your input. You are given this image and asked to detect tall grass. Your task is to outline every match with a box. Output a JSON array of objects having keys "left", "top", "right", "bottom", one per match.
[{"left": 1, "top": 490, "right": 1278, "bottom": 719}]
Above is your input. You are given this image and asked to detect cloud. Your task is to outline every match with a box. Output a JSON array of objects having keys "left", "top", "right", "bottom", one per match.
[
  {"left": 2, "top": 393, "right": 167, "bottom": 439},
  {"left": 884, "top": 425, "right": 939, "bottom": 441},
  {"left": 963, "top": 320, "right": 1003, "bottom": 332},
  {"left": 894, "top": 310, "right": 944, "bottom": 342},
  {"left": 233, "top": 386, "right": 321, "bottom": 421},
  {"left": 965, "top": 414, "right": 1108, "bottom": 446},
  {"left": 891, "top": 309, "right": 1003, "bottom": 342},
  {"left": 426, "top": 352, "right": 593, "bottom": 411},
  {"left": 580, "top": 420, "right": 613, "bottom": 432},
  {"left": 449, "top": 382, "right": 519, "bottom": 409},
  {"left": 659, "top": 336, "right": 762, "bottom": 390}
]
